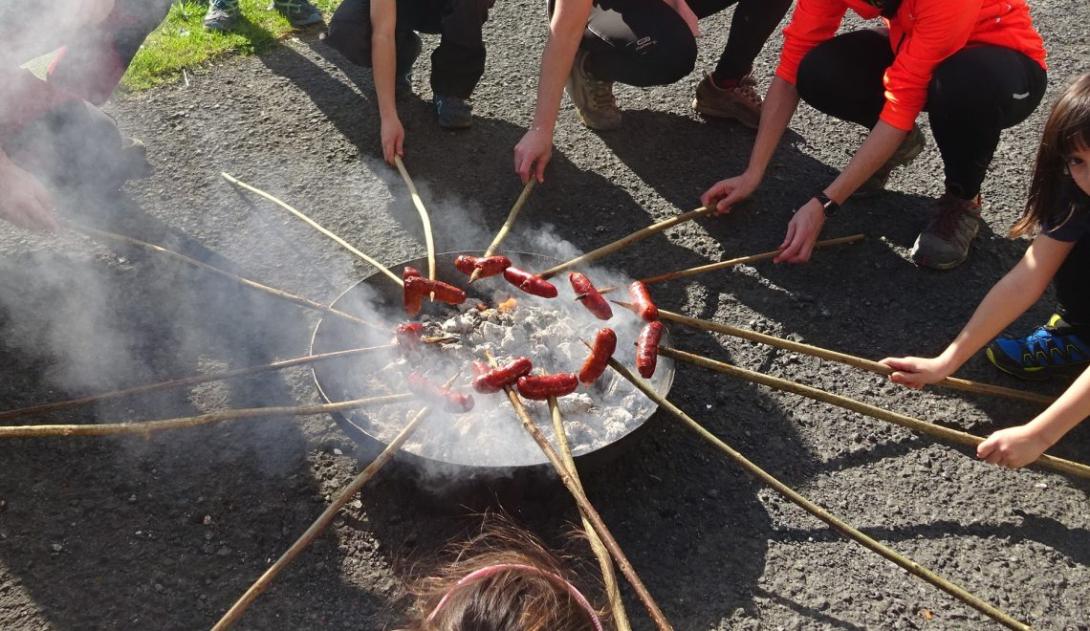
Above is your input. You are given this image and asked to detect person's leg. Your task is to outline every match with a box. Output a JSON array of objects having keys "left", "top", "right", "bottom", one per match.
[
  {"left": 431, "top": 0, "right": 494, "bottom": 99},
  {"left": 325, "top": 0, "right": 422, "bottom": 88},
  {"left": 795, "top": 29, "right": 892, "bottom": 127},
  {"left": 581, "top": 0, "right": 697, "bottom": 88},
  {"left": 1055, "top": 234, "right": 1090, "bottom": 329}
]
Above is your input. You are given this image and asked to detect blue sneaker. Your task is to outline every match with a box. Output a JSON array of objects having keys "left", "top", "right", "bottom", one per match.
[
  {"left": 986, "top": 314, "right": 1090, "bottom": 381},
  {"left": 435, "top": 95, "right": 473, "bottom": 130}
]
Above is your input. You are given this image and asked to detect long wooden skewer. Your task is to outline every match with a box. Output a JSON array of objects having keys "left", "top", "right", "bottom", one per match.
[
  {"left": 595, "top": 234, "right": 864, "bottom": 295},
  {"left": 469, "top": 179, "right": 536, "bottom": 284},
  {"left": 221, "top": 172, "right": 403, "bottom": 286},
  {"left": 487, "top": 354, "right": 672, "bottom": 631},
  {"left": 392, "top": 156, "right": 437, "bottom": 283},
  {"left": 604, "top": 354, "right": 1031, "bottom": 631},
  {"left": 537, "top": 206, "right": 715, "bottom": 280},
  {"left": 66, "top": 222, "right": 381, "bottom": 331},
  {"left": 211, "top": 405, "right": 431, "bottom": 631},
  {"left": 548, "top": 397, "right": 631, "bottom": 631},
  {"left": 660, "top": 345, "right": 1090, "bottom": 480},
  {"left": 0, "top": 394, "right": 412, "bottom": 439},
  {"left": 648, "top": 307, "right": 1053, "bottom": 406}
]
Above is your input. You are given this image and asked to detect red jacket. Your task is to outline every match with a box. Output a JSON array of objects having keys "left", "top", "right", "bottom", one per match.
[{"left": 776, "top": 0, "right": 1047, "bottom": 131}]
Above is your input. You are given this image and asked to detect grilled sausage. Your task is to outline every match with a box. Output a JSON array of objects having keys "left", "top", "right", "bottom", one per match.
[
  {"left": 635, "top": 321, "right": 664, "bottom": 378},
  {"left": 627, "top": 281, "right": 658, "bottom": 322},
  {"left": 454, "top": 255, "right": 477, "bottom": 275},
  {"left": 516, "top": 373, "right": 579, "bottom": 400},
  {"left": 503, "top": 267, "right": 558, "bottom": 298},
  {"left": 569, "top": 272, "right": 613, "bottom": 320},
  {"left": 428, "top": 279, "right": 467, "bottom": 305},
  {"left": 403, "top": 277, "right": 426, "bottom": 315},
  {"left": 472, "top": 357, "right": 533, "bottom": 393},
  {"left": 395, "top": 322, "right": 424, "bottom": 349},
  {"left": 407, "top": 372, "right": 475, "bottom": 413},
  {"left": 578, "top": 328, "right": 617, "bottom": 384}
]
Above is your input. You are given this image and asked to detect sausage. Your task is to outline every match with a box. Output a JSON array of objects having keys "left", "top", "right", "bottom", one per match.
[
  {"left": 474, "top": 255, "right": 512, "bottom": 277},
  {"left": 428, "top": 279, "right": 467, "bottom": 305},
  {"left": 394, "top": 322, "right": 424, "bottom": 349},
  {"left": 407, "top": 372, "right": 475, "bottom": 413},
  {"left": 405, "top": 276, "right": 466, "bottom": 308},
  {"left": 578, "top": 328, "right": 617, "bottom": 384},
  {"left": 516, "top": 373, "right": 579, "bottom": 400},
  {"left": 569, "top": 272, "right": 613, "bottom": 320},
  {"left": 636, "top": 321, "right": 664, "bottom": 378},
  {"left": 503, "top": 266, "right": 558, "bottom": 298},
  {"left": 403, "top": 277, "right": 426, "bottom": 315},
  {"left": 473, "top": 357, "right": 533, "bottom": 393},
  {"left": 403, "top": 266, "right": 422, "bottom": 280},
  {"left": 454, "top": 255, "right": 477, "bottom": 275},
  {"left": 628, "top": 281, "right": 658, "bottom": 322}
]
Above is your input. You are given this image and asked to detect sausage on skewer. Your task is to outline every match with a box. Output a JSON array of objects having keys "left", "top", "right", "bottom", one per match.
[
  {"left": 636, "top": 321, "right": 664, "bottom": 378},
  {"left": 503, "top": 267, "right": 558, "bottom": 298},
  {"left": 473, "top": 357, "right": 533, "bottom": 393},
  {"left": 407, "top": 371, "right": 474, "bottom": 413},
  {"left": 579, "top": 328, "right": 617, "bottom": 384},
  {"left": 570, "top": 272, "right": 613, "bottom": 320},
  {"left": 517, "top": 373, "right": 579, "bottom": 400},
  {"left": 628, "top": 281, "right": 659, "bottom": 322}
]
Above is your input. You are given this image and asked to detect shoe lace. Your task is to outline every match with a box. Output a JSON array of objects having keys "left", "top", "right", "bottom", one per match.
[
  {"left": 931, "top": 196, "right": 975, "bottom": 242},
  {"left": 734, "top": 74, "right": 761, "bottom": 107},
  {"left": 588, "top": 79, "right": 616, "bottom": 110}
]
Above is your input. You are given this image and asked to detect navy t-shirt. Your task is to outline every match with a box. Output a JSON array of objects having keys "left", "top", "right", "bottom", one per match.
[{"left": 1042, "top": 183, "right": 1090, "bottom": 243}]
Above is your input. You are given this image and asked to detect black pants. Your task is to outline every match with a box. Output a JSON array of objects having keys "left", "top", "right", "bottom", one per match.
[
  {"left": 325, "top": 0, "right": 494, "bottom": 99},
  {"left": 579, "top": 0, "right": 791, "bottom": 87},
  {"left": 795, "top": 30, "right": 1047, "bottom": 200},
  {"left": 1056, "top": 235, "right": 1090, "bottom": 327}
]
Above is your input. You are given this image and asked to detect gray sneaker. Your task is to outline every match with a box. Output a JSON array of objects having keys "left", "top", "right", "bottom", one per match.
[
  {"left": 857, "top": 124, "right": 926, "bottom": 196},
  {"left": 910, "top": 193, "right": 982, "bottom": 270},
  {"left": 271, "top": 0, "right": 323, "bottom": 27},
  {"left": 203, "top": 0, "right": 240, "bottom": 31},
  {"left": 566, "top": 50, "right": 621, "bottom": 131}
]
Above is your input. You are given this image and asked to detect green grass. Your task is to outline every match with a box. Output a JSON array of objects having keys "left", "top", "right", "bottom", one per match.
[{"left": 123, "top": 0, "right": 339, "bottom": 91}]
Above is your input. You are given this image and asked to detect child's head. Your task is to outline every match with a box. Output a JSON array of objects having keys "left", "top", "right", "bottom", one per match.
[
  {"left": 1013, "top": 73, "right": 1090, "bottom": 237},
  {"left": 402, "top": 522, "right": 605, "bottom": 631}
]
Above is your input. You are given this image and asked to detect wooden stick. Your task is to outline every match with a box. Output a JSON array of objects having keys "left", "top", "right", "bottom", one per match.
[
  {"left": 537, "top": 206, "right": 715, "bottom": 280},
  {"left": 487, "top": 354, "right": 672, "bottom": 631},
  {"left": 221, "top": 172, "right": 403, "bottom": 286},
  {"left": 653, "top": 307, "right": 1053, "bottom": 406},
  {"left": 548, "top": 397, "right": 631, "bottom": 631},
  {"left": 67, "top": 222, "right": 381, "bottom": 331},
  {"left": 660, "top": 345, "right": 1090, "bottom": 480},
  {"left": 596, "top": 234, "right": 864, "bottom": 294},
  {"left": 0, "top": 394, "right": 412, "bottom": 439},
  {"left": 469, "top": 179, "right": 536, "bottom": 284},
  {"left": 392, "top": 157, "right": 437, "bottom": 283},
  {"left": 0, "top": 345, "right": 399, "bottom": 421},
  {"left": 211, "top": 406, "right": 431, "bottom": 631},
  {"left": 604, "top": 354, "right": 1031, "bottom": 631}
]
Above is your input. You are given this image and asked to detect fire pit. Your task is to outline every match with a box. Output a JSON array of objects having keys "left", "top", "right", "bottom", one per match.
[{"left": 309, "top": 251, "right": 674, "bottom": 480}]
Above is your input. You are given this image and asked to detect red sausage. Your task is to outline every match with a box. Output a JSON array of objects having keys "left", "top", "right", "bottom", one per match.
[
  {"left": 407, "top": 372, "right": 475, "bottom": 413},
  {"left": 454, "top": 255, "right": 477, "bottom": 275},
  {"left": 395, "top": 322, "right": 424, "bottom": 349},
  {"left": 475, "top": 255, "right": 512, "bottom": 277},
  {"left": 516, "top": 373, "right": 579, "bottom": 400},
  {"left": 636, "top": 321, "right": 664, "bottom": 378},
  {"left": 403, "top": 277, "right": 426, "bottom": 315},
  {"left": 405, "top": 276, "right": 466, "bottom": 307},
  {"left": 429, "top": 279, "right": 467, "bottom": 305},
  {"left": 579, "top": 328, "right": 617, "bottom": 384},
  {"left": 503, "top": 267, "right": 558, "bottom": 298},
  {"left": 403, "top": 266, "right": 422, "bottom": 280},
  {"left": 628, "top": 281, "right": 658, "bottom": 322},
  {"left": 473, "top": 357, "right": 533, "bottom": 393},
  {"left": 569, "top": 272, "right": 613, "bottom": 320}
]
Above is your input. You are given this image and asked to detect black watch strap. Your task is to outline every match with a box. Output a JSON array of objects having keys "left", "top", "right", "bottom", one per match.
[{"left": 815, "top": 192, "right": 840, "bottom": 217}]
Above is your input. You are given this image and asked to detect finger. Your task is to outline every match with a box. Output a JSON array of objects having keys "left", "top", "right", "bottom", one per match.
[
  {"left": 535, "top": 154, "right": 549, "bottom": 184},
  {"left": 515, "top": 155, "right": 530, "bottom": 184},
  {"left": 889, "top": 372, "right": 921, "bottom": 389},
  {"left": 715, "top": 198, "right": 731, "bottom": 215},
  {"left": 985, "top": 449, "right": 1004, "bottom": 466},
  {"left": 775, "top": 226, "right": 798, "bottom": 263},
  {"left": 799, "top": 237, "right": 816, "bottom": 262},
  {"left": 396, "top": 134, "right": 405, "bottom": 157},
  {"left": 977, "top": 439, "right": 995, "bottom": 459}
]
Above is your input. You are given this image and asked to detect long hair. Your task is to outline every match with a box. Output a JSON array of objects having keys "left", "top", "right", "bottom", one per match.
[
  {"left": 1012, "top": 73, "right": 1090, "bottom": 237},
  {"left": 402, "top": 518, "right": 605, "bottom": 631}
]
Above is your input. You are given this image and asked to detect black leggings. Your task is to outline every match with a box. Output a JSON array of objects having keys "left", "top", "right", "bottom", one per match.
[
  {"left": 795, "top": 30, "right": 1047, "bottom": 200},
  {"left": 1056, "top": 235, "right": 1090, "bottom": 328},
  {"left": 580, "top": 0, "right": 792, "bottom": 87}
]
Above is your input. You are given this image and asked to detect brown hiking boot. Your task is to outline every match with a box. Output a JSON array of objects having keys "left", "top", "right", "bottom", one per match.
[
  {"left": 693, "top": 72, "right": 762, "bottom": 128},
  {"left": 910, "top": 192, "right": 982, "bottom": 270},
  {"left": 566, "top": 50, "right": 622, "bottom": 131},
  {"left": 857, "top": 124, "right": 926, "bottom": 196}
]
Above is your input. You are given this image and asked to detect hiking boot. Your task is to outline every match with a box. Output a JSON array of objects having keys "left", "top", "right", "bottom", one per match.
[
  {"left": 566, "top": 50, "right": 621, "bottom": 131},
  {"left": 909, "top": 192, "right": 982, "bottom": 270},
  {"left": 986, "top": 314, "right": 1090, "bottom": 381},
  {"left": 271, "top": 0, "right": 323, "bottom": 27},
  {"left": 693, "top": 71, "right": 762, "bottom": 128},
  {"left": 435, "top": 95, "right": 473, "bottom": 130},
  {"left": 203, "top": 0, "right": 240, "bottom": 31},
  {"left": 857, "top": 124, "right": 926, "bottom": 196},
  {"left": 396, "top": 31, "right": 422, "bottom": 92}
]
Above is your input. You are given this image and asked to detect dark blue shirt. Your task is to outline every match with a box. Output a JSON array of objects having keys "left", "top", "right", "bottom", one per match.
[{"left": 1042, "top": 183, "right": 1090, "bottom": 243}]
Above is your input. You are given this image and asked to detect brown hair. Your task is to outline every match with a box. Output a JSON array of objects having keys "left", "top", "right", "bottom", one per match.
[
  {"left": 1012, "top": 73, "right": 1090, "bottom": 237},
  {"left": 401, "top": 520, "right": 606, "bottom": 631}
]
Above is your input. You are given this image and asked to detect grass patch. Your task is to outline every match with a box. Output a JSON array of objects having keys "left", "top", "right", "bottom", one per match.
[{"left": 123, "top": 0, "right": 338, "bottom": 91}]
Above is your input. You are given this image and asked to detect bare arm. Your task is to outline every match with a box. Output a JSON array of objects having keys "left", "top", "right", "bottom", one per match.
[
  {"left": 0, "top": 149, "right": 57, "bottom": 231},
  {"left": 371, "top": 0, "right": 404, "bottom": 164}
]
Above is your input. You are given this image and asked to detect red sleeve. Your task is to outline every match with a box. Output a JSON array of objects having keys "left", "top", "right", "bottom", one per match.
[
  {"left": 879, "top": 0, "right": 981, "bottom": 131},
  {"left": 775, "top": 0, "right": 848, "bottom": 86}
]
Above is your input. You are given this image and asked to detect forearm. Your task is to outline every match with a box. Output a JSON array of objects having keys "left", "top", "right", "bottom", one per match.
[
  {"left": 745, "top": 77, "right": 800, "bottom": 179},
  {"left": 1026, "top": 366, "right": 1090, "bottom": 447},
  {"left": 372, "top": 32, "right": 398, "bottom": 121},
  {"left": 824, "top": 121, "right": 905, "bottom": 204},
  {"left": 530, "top": 0, "right": 592, "bottom": 133}
]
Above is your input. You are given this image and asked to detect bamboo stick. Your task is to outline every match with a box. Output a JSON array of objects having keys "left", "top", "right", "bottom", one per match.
[
  {"left": 469, "top": 179, "right": 536, "bottom": 284},
  {"left": 537, "top": 206, "right": 715, "bottom": 280},
  {"left": 221, "top": 172, "right": 403, "bottom": 286},
  {"left": 595, "top": 234, "right": 864, "bottom": 295},
  {"left": 548, "top": 397, "right": 631, "bottom": 631},
  {"left": 652, "top": 308, "right": 1053, "bottom": 406},
  {"left": 211, "top": 406, "right": 431, "bottom": 631},
  {"left": 66, "top": 222, "right": 381, "bottom": 331},
  {"left": 604, "top": 354, "right": 1031, "bottom": 631},
  {"left": 660, "top": 345, "right": 1090, "bottom": 480},
  {"left": 487, "top": 353, "right": 672, "bottom": 631},
  {"left": 392, "top": 157, "right": 437, "bottom": 283},
  {"left": 0, "top": 394, "right": 412, "bottom": 439}
]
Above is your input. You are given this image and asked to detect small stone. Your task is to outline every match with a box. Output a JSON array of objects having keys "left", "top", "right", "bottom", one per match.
[
  {"left": 50, "top": 543, "right": 63, "bottom": 553},
  {"left": 349, "top": 499, "right": 363, "bottom": 510},
  {"left": 154, "top": 583, "right": 164, "bottom": 593},
  {"left": 332, "top": 448, "right": 344, "bottom": 456},
  {"left": 128, "top": 494, "right": 137, "bottom": 503},
  {"left": 202, "top": 515, "right": 213, "bottom": 525},
  {"left": 216, "top": 547, "right": 232, "bottom": 557},
  {"left": 706, "top": 488, "right": 720, "bottom": 499},
  {"left": 1034, "top": 482, "right": 1048, "bottom": 489}
]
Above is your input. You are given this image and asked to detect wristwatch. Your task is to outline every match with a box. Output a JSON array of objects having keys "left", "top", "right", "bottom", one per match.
[{"left": 815, "top": 192, "right": 840, "bottom": 217}]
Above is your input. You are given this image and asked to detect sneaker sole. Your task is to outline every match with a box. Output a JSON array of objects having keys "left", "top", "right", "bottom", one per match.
[
  {"left": 692, "top": 98, "right": 759, "bottom": 129},
  {"left": 985, "top": 346, "right": 1051, "bottom": 382}
]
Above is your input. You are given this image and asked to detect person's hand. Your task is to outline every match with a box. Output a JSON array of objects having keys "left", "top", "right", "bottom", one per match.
[
  {"left": 878, "top": 355, "right": 955, "bottom": 389},
  {"left": 977, "top": 424, "right": 1052, "bottom": 469},
  {"left": 700, "top": 171, "right": 759, "bottom": 215},
  {"left": 673, "top": 0, "right": 700, "bottom": 37},
  {"left": 0, "top": 158, "right": 56, "bottom": 232},
  {"left": 514, "top": 128, "right": 552, "bottom": 184},
  {"left": 380, "top": 116, "right": 405, "bottom": 165},
  {"left": 774, "top": 198, "right": 825, "bottom": 263}
]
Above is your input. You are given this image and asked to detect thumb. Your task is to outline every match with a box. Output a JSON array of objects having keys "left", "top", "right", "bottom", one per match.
[
  {"left": 977, "top": 435, "right": 997, "bottom": 459},
  {"left": 879, "top": 357, "right": 914, "bottom": 372}
]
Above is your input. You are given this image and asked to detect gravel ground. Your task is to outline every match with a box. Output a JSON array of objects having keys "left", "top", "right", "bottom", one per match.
[{"left": 1, "top": 1, "right": 1089, "bottom": 629}]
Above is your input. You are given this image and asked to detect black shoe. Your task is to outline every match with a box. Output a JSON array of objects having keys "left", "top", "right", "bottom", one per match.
[{"left": 435, "top": 95, "right": 472, "bottom": 130}]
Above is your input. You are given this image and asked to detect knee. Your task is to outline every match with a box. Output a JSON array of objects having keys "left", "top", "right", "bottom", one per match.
[
  {"left": 795, "top": 43, "right": 841, "bottom": 107},
  {"left": 927, "top": 58, "right": 986, "bottom": 119},
  {"left": 325, "top": 19, "right": 374, "bottom": 67},
  {"left": 637, "top": 30, "right": 697, "bottom": 87}
]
